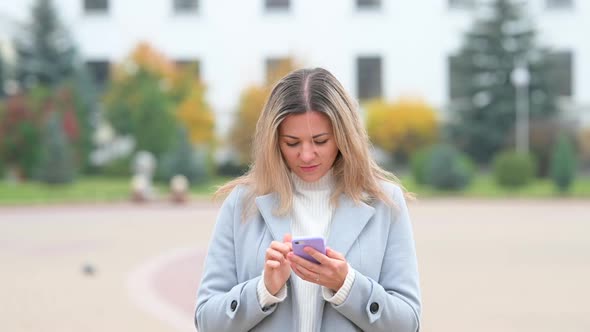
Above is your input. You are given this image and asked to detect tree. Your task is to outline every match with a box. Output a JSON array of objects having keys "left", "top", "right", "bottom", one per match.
[
  {"left": 175, "top": 80, "right": 215, "bottom": 146},
  {"left": 104, "top": 43, "right": 179, "bottom": 158},
  {"left": 449, "top": 0, "right": 558, "bottom": 164},
  {"left": 366, "top": 98, "right": 439, "bottom": 163},
  {"left": 158, "top": 127, "right": 208, "bottom": 185},
  {"left": 0, "top": 94, "right": 41, "bottom": 179},
  {"left": 37, "top": 112, "right": 76, "bottom": 184},
  {"left": 229, "top": 58, "right": 299, "bottom": 164},
  {"left": 550, "top": 133, "right": 576, "bottom": 192},
  {"left": 0, "top": 54, "right": 5, "bottom": 98},
  {"left": 13, "top": 0, "right": 78, "bottom": 90}
]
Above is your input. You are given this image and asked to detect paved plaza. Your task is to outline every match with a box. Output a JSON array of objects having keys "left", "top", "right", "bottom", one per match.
[{"left": 0, "top": 198, "right": 589, "bottom": 332}]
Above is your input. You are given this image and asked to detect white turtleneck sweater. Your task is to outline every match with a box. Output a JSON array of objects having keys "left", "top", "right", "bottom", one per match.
[{"left": 256, "top": 170, "right": 356, "bottom": 331}]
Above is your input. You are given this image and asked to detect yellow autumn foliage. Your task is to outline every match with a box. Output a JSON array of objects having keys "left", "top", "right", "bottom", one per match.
[
  {"left": 176, "top": 81, "right": 215, "bottom": 145},
  {"left": 229, "top": 57, "right": 300, "bottom": 164},
  {"left": 106, "top": 42, "right": 214, "bottom": 147},
  {"left": 366, "top": 97, "right": 439, "bottom": 158}
]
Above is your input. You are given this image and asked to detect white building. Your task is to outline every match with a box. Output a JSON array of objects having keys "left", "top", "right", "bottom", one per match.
[{"left": 0, "top": 0, "right": 588, "bottom": 133}]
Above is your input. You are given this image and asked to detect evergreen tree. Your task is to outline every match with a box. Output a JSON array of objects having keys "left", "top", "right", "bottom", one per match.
[
  {"left": 159, "top": 127, "right": 208, "bottom": 185},
  {"left": 550, "top": 133, "right": 576, "bottom": 192},
  {"left": 0, "top": 54, "right": 5, "bottom": 97},
  {"left": 37, "top": 112, "right": 76, "bottom": 184},
  {"left": 449, "top": 0, "right": 558, "bottom": 164},
  {"left": 13, "top": 0, "right": 78, "bottom": 89}
]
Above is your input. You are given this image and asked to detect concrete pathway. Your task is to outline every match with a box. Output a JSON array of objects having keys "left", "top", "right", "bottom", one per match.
[{"left": 1, "top": 198, "right": 589, "bottom": 331}]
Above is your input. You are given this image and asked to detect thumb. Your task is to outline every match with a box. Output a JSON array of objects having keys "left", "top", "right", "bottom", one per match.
[
  {"left": 283, "top": 233, "right": 292, "bottom": 243},
  {"left": 326, "top": 247, "right": 345, "bottom": 260}
]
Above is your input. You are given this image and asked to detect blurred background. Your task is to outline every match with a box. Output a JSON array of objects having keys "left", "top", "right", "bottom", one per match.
[{"left": 0, "top": 0, "right": 588, "bottom": 331}]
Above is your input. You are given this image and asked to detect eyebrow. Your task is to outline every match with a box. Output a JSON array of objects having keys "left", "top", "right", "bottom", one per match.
[{"left": 280, "top": 133, "right": 329, "bottom": 139}]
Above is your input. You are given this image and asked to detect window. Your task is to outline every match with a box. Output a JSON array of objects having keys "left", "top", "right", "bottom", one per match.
[
  {"left": 265, "top": 0, "right": 289, "bottom": 11},
  {"left": 448, "top": 0, "right": 474, "bottom": 9},
  {"left": 448, "top": 55, "right": 462, "bottom": 99},
  {"left": 175, "top": 59, "right": 201, "bottom": 78},
  {"left": 547, "top": 51, "right": 573, "bottom": 96},
  {"left": 357, "top": 56, "right": 382, "bottom": 101},
  {"left": 173, "top": 0, "right": 198, "bottom": 13},
  {"left": 85, "top": 60, "right": 110, "bottom": 87},
  {"left": 265, "top": 57, "right": 289, "bottom": 84},
  {"left": 357, "top": 0, "right": 381, "bottom": 10},
  {"left": 546, "top": 0, "right": 573, "bottom": 9},
  {"left": 83, "top": 0, "right": 109, "bottom": 13}
]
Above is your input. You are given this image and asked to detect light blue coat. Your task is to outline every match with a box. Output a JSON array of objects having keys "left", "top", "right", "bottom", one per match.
[{"left": 195, "top": 181, "right": 421, "bottom": 332}]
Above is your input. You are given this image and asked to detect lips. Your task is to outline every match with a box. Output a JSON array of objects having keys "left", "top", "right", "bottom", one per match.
[{"left": 300, "top": 165, "right": 319, "bottom": 172}]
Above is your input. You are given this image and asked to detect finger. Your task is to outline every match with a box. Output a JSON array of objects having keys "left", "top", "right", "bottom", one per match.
[
  {"left": 270, "top": 241, "right": 291, "bottom": 255},
  {"left": 266, "top": 260, "right": 280, "bottom": 269},
  {"left": 283, "top": 233, "right": 292, "bottom": 243},
  {"left": 287, "top": 252, "right": 322, "bottom": 273},
  {"left": 303, "top": 247, "right": 331, "bottom": 265},
  {"left": 290, "top": 261, "right": 317, "bottom": 283},
  {"left": 266, "top": 248, "right": 285, "bottom": 262},
  {"left": 326, "top": 247, "right": 346, "bottom": 261}
]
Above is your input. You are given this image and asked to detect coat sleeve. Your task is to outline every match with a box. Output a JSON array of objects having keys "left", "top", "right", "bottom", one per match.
[
  {"left": 330, "top": 185, "right": 422, "bottom": 332},
  {"left": 195, "top": 187, "right": 278, "bottom": 332}
]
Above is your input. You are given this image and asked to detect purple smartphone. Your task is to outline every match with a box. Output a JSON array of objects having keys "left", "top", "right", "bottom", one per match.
[{"left": 292, "top": 236, "right": 326, "bottom": 264}]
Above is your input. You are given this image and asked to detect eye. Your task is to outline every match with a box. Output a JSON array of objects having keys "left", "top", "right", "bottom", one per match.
[
  {"left": 314, "top": 140, "right": 328, "bottom": 145},
  {"left": 286, "top": 142, "right": 299, "bottom": 147}
]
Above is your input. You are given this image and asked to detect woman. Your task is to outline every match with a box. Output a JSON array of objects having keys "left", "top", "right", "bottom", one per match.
[{"left": 195, "top": 68, "right": 421, "bottom": 332}]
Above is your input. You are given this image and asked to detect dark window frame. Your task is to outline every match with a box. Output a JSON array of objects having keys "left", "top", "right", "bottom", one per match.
[
  {"left": 357, "top": 56, "right": 383, "bottom": 101},
  {"left": 85, "top": 60, "right": 110, "bottom": 87},
  {"left": 173, "top": 0, "right": 199, "bottom": 14},
  {"left": 547, "top": 50, "right": 573, "bottom": 97},
  {"left": 175, "top": 59, "right": 201, "bottom": 78},
  {"left": 448, "top": 0, "right": 475, "bottom": 10},
  {"left": 83, "top": 0, "right": 109, "bottom": 14},
  {"left": 265, "top": 0, "right": 290, "bottom": 11},
  {"left": 356, "top": 0, "right": 381, "bottom": 10},
  {"left": 545, "top": 0, "right": 574, "bottom": 9}
]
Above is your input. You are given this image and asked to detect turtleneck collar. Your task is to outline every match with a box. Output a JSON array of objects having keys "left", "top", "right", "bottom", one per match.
[{"left": 291, "top": 168, "right": 335, "bottom": 193}]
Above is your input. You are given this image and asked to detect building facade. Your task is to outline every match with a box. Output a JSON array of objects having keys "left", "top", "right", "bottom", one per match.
[{"left": 0, "top": 0, "right": 588, "bottom": 133}]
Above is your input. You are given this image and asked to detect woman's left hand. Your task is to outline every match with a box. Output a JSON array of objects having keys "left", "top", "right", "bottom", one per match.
[{"left": 287, "top": 246, "right": 348, "bottom": 292}]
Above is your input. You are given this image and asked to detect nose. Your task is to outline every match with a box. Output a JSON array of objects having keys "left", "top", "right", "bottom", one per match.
[{"left": 299, "top": 143, "right": 317, "bottom": 163}]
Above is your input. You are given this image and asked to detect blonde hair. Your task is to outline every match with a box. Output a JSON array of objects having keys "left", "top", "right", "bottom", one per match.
[{"left": 216, "top": 68, "right": 408, "bottom": 220}]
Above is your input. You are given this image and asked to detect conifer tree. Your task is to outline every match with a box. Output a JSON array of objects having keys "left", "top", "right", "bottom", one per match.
[{"left": 449, "top": 0, "right": 558, "bottom": 163}]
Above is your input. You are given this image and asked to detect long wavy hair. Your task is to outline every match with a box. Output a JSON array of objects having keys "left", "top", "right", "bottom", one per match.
[{"left": 216, "top": 67, "right": 408, "bottom": 220}]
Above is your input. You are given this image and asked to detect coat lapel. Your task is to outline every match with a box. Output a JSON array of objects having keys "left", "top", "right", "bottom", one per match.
[
  {"left": 255, "top": 193, "right": 291, "bottom": 241},
  {"left": 327, "top": 195, "right": 375, "bottom": 257}
]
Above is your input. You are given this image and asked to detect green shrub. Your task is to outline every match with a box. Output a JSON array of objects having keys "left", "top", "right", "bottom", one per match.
[
  {"left": 493, "top": 151, "right": 536, "bottom": 188},
  {"left": 158, "top": 128, "right": 208, "bottom": 185},
  {"left": 216, "top": 161, "right": 249, "bottom": 177},
  {"left": 424, "top": 144, "right": 474, "bottom": 191},
  {"left": 99, "top": 156, "right": 134, "bottom": 178},
  {"left": 411, "top": 146, "right": 434, "bottom": 185},
  {"left": 550, "top": 133, "right": 577, "bottom": 192},
  {"left": 37, "top": 113, "right": 76, "bottom": 184}
]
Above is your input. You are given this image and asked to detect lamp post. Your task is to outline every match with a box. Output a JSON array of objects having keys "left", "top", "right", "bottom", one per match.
[{"left": 510, "top": 59, "right": 531, "bottom": 154}]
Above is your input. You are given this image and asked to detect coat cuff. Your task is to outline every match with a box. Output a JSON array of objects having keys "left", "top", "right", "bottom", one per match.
[
  {"left": 322, "top": 263, "right": 356, "bottom": 305},
  {"left": 256, "top": 271, "right": 287, "bottom": 309}
]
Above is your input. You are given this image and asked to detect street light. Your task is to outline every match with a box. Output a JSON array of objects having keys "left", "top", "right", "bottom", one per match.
[{"left": 510, "top": 59, "right": 531, "bottom": 154}]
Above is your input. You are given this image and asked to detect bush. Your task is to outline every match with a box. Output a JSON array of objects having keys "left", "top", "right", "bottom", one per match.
[
  {"left": 99, "top": 155, "right": 134, "bottom": 178},
  {"left": 410, "top": 145, "right": 434, "bottom": 185},
  {"left": 422, "top": 144, "right": 474, "bottom": 191},
  {"left": 158, "top": 128, "right": 209, "bottom": 185},
  {"left": 216, "top": 161, "right": 249, "bottom": 177},
  {"left": 366, "top": 98, "right": 439, "bottom": 162},
  {"left": 577, "top": 127, "right": 590, "bottom": 169},
  {"left": 37, "top": 113, "right": 76, "bottom": 184},
  {"left": 550, "top": 133, "right": 577, "bottom": 192},
  {"left": 493, "top": 151, "right": 536, "bottom": 188}
]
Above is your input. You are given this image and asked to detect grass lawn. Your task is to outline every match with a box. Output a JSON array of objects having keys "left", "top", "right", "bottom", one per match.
[
  {"left": 1, "top": 174, "right": 589, "bottom": 206},
  {"left": 402, "top": 173, "right": 590, "bottom": 198},
  {"left": 0, "top": 176, "right": 231, "bottom": 206}
]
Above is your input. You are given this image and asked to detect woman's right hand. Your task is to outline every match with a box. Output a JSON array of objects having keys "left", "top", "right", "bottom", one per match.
[{"left": 264, "top": 233, "right": 293, "bottom": 295}]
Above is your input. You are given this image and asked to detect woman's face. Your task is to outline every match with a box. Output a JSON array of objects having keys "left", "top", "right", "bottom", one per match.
[{"left": 278, "top": 111, "right": 339, "bottom": 182}]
